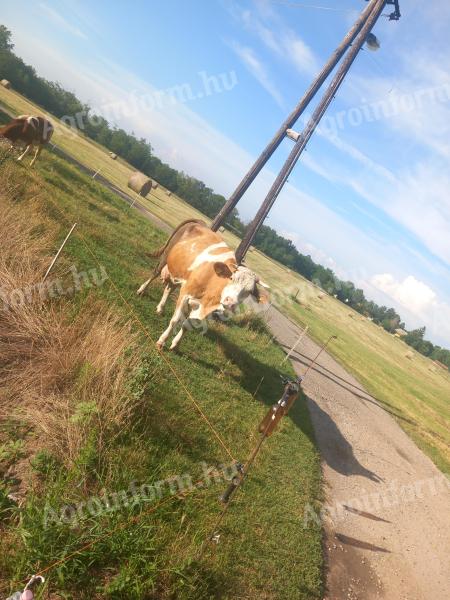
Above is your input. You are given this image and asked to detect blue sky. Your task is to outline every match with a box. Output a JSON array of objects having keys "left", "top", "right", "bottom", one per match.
[{"left": 2, "top": 0, "right": 450, "bottom": 345}]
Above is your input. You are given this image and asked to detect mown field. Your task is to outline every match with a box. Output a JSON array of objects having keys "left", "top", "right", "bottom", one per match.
[
  {"left": 1, "top": 86, "right": 448, "bottom": 477},
  {"left": 0, "top": 147, "right": 323, "bottom": 599}
]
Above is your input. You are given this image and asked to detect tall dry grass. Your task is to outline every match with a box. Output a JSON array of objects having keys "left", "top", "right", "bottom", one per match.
[{"left": 0, "top": 161, "right": 141, "bottom": 468}]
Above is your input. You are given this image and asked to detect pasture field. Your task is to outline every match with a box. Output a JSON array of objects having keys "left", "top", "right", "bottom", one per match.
[
  {"left": 0, "top": 150, "right": 322, "bottom": 599},
  {"left": 1, "top": 86, "right": 448, "bottom": 477}
]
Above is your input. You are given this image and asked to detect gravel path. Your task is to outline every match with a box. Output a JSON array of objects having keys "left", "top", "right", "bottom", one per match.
[{"left": 267, "top": 306, "right": 450, "bottom": 600}]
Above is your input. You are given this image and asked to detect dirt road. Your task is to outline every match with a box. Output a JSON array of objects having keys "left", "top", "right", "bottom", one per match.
[{"left": 267, "top": 306, "right": 450, "bottom": 599}]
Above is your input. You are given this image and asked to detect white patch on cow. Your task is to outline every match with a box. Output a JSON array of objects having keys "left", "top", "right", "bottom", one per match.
[
  {"left": 220, "top": 266, "right": 259, "bottom": 309},
  {"left": 187, "top": 242, "right": 234, "bottom": 271},
  {"left": 18, "top": 115, "right": 38, "bottom": 129},
  {"left": 188, "top": 305, "right": 203, "bottom": 320}
]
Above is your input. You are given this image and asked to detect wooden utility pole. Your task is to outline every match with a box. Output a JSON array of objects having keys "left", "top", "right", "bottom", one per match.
[{"left": 211, "top": 0, "right": 401, "bottom": 261}]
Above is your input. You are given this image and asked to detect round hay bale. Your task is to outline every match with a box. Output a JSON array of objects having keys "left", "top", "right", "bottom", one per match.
[
  {"left": 249, "top": 246, "right": 256, "bottom": 253},
  {"left": 219, "top": 226, "right": 225, "bottom": 233},
  {"left": 152, "top": 182, "right": 159, "bottom": 189},
  {"left": 1, "top": 79, "right": 11, "bottom": 89},
  {"left": 127, "top": 172, "right": 153, "bottom": 197},
  {"left": 317, "top": 292, "right": 325, "bottom": 299},
  {"left": 348, "top": 313, "right": 354, "bottom": 318},
  {"left": 405, "top": 351, "right": 414, "bottom": 360},
  {"left": 167, "top": 191, "right": 172, "bottom": 197},
  {"left": 109, "top": 152, "right": 117, "bottom": 160}
]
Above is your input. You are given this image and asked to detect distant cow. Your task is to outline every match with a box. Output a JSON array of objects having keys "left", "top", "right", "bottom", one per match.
[
  {"left": 0, "top": 115, "right": 54, "bottom": 166},
  {"left": 137, "top": 219, "right": 269, "bottom": 350}
]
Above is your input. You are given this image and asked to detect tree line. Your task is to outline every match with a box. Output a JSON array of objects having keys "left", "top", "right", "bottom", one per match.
[{"left": 1, "top": 25, "right": 448, "bottom": 370}]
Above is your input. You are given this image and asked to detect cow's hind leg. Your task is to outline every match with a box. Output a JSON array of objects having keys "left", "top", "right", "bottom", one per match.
[
  {"left": 156, "top": 282, "right": 174, "bottom": 315},
  {"left": 157, "top": 294, "right": 189, "bottom": 349},
  {"left": 30, "top": 144, "right": 42, "bottom": 167},
  {"left": 17, "top": 144, "right": 32, "bottom": 162}
]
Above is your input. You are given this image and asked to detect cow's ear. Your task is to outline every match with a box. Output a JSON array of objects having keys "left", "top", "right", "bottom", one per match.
[{"left": 214, "top": 262, "right": 233, "bottom": 279}]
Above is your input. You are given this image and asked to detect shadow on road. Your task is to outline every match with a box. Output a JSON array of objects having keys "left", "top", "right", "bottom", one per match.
[
  {"left": 307, "top": 397, "right": 383, "bottom": 483},
  {"left": 335, "top": 533, "right": 390, "bottom": 553}
]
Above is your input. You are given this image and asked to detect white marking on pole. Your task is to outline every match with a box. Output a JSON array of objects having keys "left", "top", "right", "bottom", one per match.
[
  {"left": 281, "top": 325, "right": 309, "bottom": 365},
  {"left": 43, "top": 223, "right": 77, "bottom": 282}
]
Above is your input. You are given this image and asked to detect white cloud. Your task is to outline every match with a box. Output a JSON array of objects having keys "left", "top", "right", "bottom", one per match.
[
  {"left": 371, "top": 274, "right": 436, "bottom": 314},
  {"left": 228, "top": 0, "right": 319, "bottom": 76},
  {"left": 367, "top": 273, "right": 450, "bottom": 345},
  {"left": 228, "top": 41, "right": 284, "bottom": 107},
  {"left": 283, "top": 32, "right": 318, "bottom": 76},
  {"left": 39, "top": 3, "right": 88, "bottom": 39}
]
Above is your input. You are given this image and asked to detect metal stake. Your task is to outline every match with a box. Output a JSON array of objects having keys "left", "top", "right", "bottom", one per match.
[
  {"left": 281, "top": 325, "right": 309, "bottom": 365},
  {"left": 43, "top": 223, "right": 77, "bottom": 282}
]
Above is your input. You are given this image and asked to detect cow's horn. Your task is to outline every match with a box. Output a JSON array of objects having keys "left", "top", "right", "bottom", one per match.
[{"left": 257, "top": 278, "right": 270, "bottom": 289}]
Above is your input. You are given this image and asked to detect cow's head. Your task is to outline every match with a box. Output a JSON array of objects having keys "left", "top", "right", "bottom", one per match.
[{"left": 214, "top": 263, "right": 270, "bottom": 312}]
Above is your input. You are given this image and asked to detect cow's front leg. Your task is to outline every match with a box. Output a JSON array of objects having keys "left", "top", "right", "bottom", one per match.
[
  {"left": 169, "top": 302, "right": 204, "bottom": 350},
  {"left": 156, "top": 282, "right": 174, "bottom": 315},
  {"left": 156, "top": 294, "right": 189, "bottom": 349},
  {"left": 169, "top": 319, "right": 189, "bottom": 350},
  {"left": 30, "top": 144, "right": 42, "bottom": 167},
  {"left": 17, "top": 144, "right": 32, "bottom": 162}
]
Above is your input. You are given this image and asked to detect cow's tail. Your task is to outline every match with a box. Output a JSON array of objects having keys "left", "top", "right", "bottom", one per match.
[{"left": 150, "top": 219, "right": 205, "bottom": 258}]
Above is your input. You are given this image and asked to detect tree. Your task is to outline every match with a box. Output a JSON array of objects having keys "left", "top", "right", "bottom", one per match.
[
  {"left": 404, "top": 327, "right": 426, "bottom": 349},
  {"left": 0, "top": 25, "right": 13, "bottom": 51}
]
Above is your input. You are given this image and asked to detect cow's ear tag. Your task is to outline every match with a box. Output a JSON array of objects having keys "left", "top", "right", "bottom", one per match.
[{"left": 214, "top": 262, "right": 233, "bottom": 278}]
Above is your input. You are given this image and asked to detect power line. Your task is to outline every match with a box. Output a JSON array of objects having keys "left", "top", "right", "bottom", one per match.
[{"left": 270, "top": 0, "right": 356, "bottom": 12}]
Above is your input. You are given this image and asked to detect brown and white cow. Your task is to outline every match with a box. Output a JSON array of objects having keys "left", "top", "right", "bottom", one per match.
[
  {"left": 137, "top": 219, "right": 269, "bottom": 350},
  {"left": 0, "top": 115, "right": 54, "bottom": 166}
]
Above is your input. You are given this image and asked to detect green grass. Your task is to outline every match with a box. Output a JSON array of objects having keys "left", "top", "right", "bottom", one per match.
[
  {"left": 0, "top": 152, "right": 322, "bottom": 599},
  {"left": 1, "top": 84, "right": 449, "bottom": 595}
]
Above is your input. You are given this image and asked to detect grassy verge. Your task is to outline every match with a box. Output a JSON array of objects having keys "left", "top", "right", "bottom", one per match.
[{"left": 0, "top": 150, "right": 322, "bottom": 599}]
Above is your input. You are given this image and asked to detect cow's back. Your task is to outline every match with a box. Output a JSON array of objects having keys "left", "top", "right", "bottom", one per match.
[
  {"left": 166, "top": 225, "right": 234, "bottom": 280},
  {"left": 0, "top": 116, "right": 53, "bottom": 145}
]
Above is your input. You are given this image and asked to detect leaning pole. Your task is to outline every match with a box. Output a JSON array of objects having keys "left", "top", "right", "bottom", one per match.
[{"left": 210, "top": 0, "right": 401, "bottom": 262}]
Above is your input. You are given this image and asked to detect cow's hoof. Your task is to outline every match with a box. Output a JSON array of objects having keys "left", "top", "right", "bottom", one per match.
[
  {"left": 156, "top": 307, "right": 163, "bottom": 315},
  {"left": 156, "top": 341, "right": 164, "bottom": 350}
]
